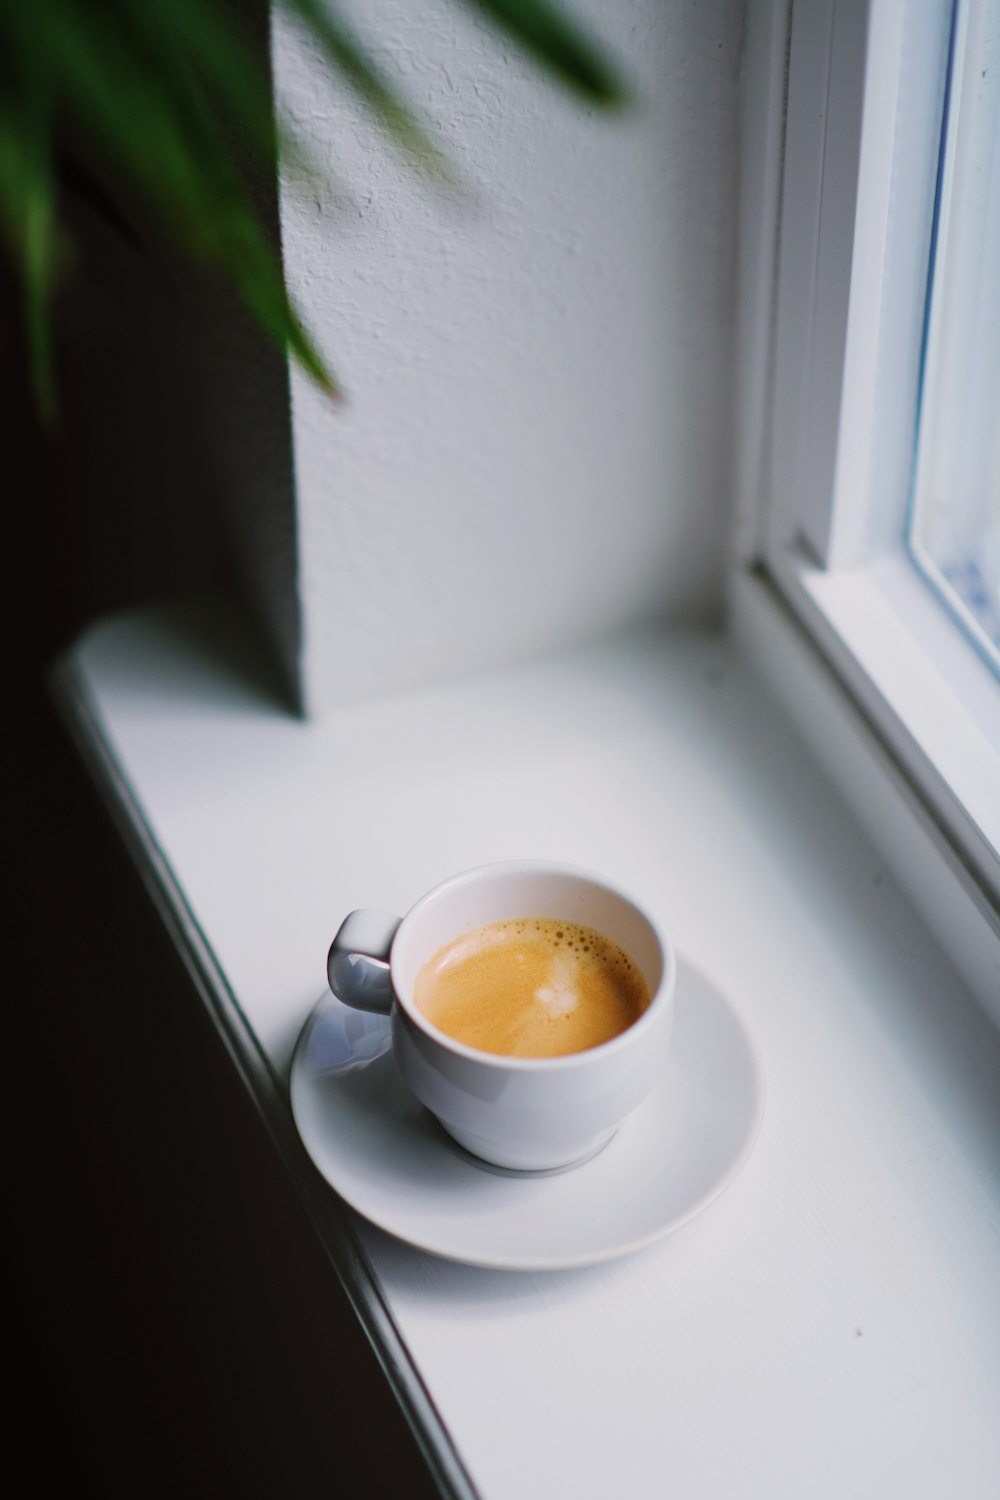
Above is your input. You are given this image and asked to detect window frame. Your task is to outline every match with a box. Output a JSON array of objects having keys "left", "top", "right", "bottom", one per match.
[{"left": 732, "top": 0, "right": 1000, "bottom": 1024}]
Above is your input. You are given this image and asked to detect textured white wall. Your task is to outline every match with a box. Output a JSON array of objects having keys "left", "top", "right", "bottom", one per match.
[{"left": 273, "top": 0, "right": 743, "bottom": 712}]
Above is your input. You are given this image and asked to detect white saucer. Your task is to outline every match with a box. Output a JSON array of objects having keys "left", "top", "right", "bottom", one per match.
[{"left": 289, "top": 955, "right": 765, "bottom": 1271}]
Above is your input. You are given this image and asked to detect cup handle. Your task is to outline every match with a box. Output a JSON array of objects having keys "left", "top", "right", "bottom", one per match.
[{"left": 327, "top": 909, "right": 402, "bottom": 1015}]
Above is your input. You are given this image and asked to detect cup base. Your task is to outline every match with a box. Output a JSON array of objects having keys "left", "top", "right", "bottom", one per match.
[{"left": 437, "top": 1121, "right": 618, "bottom": 1177}]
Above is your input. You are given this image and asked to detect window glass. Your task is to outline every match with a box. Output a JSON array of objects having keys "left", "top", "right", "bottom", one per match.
[{"left": 908, "top": 0, "right": 1000, "bottom": 669}]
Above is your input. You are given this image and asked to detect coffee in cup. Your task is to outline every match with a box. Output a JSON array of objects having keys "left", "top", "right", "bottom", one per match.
[{"left": 413, "top": 916, "right": 649, "bottom": 1058}]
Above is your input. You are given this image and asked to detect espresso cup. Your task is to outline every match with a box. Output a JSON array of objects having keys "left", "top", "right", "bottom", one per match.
[{"left": 327, "top": 861, "right": 675, "bottom": 1171}]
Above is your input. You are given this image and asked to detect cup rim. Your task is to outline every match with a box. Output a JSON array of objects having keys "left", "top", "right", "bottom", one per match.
[{"left": 389, "top": 859, "right": 675, "bottom": 1071}]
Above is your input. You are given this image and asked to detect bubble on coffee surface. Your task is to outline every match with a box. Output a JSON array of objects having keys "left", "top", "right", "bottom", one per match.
[{"left": 413, "top": 917, "right": 648, "bottom": 1059}]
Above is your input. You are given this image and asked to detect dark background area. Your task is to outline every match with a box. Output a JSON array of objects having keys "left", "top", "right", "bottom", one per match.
[{"left": 7, "top": 196, "right": 441, "bottom": 1495}]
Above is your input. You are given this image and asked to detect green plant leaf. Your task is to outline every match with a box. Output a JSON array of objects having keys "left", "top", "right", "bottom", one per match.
[
  {"left": 0, "top": 83, "right": 60, "bottom": 425},
  {"left": 282, "top": 0, "right": 456, "bottom": 185},
  {"left": 5, "top": 0, "right": 339, "bottom": 398},
  {"left": 0, "top": 0, "right": 625, "bottom": 419},
  {"left": 461, "top": 0, "right": 628, "bottom": 106},
  {"left": 22, "top": 143, "right": 58, "bottom": 426}
]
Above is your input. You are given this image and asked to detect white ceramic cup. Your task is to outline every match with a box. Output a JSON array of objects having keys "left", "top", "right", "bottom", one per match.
[{"left": 327, "top": 861, "right": 675, "bottom": 1171}]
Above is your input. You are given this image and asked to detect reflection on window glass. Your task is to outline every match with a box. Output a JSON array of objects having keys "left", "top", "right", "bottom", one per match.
[{"left": 908, "top": 0, "right": 1000, "bottom": 668}]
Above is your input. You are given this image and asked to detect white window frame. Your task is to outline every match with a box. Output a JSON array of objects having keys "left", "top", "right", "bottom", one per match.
[{"left": 732, "top": 0, "right": 1000, "bottom": 1024}]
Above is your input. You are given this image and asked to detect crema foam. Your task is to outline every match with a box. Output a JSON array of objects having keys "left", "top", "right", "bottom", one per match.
[{"left": 413, "top": 916, "right": 649, "bottom": 1059}]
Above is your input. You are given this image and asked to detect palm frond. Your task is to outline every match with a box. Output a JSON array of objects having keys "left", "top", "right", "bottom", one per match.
[
  {"left": 0, "top": 89, "right": 60, "bottom": 424},
  {"left": 462, "top": 0, "right": 627, "bottom": 106},
  {"left": 0, "top": 0, "right": 626, "bottom": 421},
  {"left": 282, "top": 0, "right": 457, "bottom": 185}
]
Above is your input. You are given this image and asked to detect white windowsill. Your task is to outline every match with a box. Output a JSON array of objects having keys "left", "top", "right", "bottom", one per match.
[
  {"left": 767, "top": 550, "right": 1000, "bottom": 898},
  {"left": 54, "top": 594, "right": 1000, "bottom": 1500},
  {"left": 732, "top": 563, "right": 1000, "bottom": 1029}
]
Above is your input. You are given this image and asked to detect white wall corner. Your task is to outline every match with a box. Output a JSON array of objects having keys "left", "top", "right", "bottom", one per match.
[
  {"left": 730, "top": 0, "right": 790, "bottom": 576},
  {"left": 271, "top": 0, "right": 746, "bottom": 713}
]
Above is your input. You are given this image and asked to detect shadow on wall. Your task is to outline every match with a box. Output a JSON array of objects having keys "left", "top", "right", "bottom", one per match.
[
  {"left": 43, "top": 200, "right": 299, "bottom": 697},
  {"left": 8, "top": 9, "right": 300, "bottom": 699}
]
